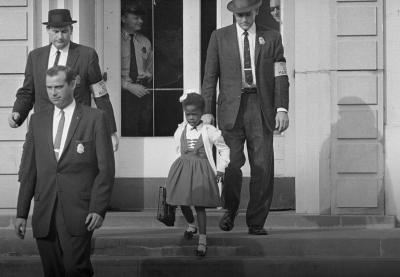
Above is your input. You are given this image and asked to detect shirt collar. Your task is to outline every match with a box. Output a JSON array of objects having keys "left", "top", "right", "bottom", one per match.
[
  {"left": 50, "top": 43, "right": 70, "bottom": 56},
  {"left": 188, "top": 121, "right": 203, "bottom": 131},
  {"left": 122, "top": 29, "right": 137, "bottom": 41},
  {"left": 54, "top": 99, "right": 76, "bottom": 116},
  {"left": 236, "top": 22, "right": 256, "bottom": 37}
]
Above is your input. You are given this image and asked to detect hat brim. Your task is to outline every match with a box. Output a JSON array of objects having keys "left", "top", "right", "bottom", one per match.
[
  {"left": 42, "top": 20, "right": 77, "bottom": 27},
  {"left": 227, "top": 0, "right": 262, "bottom": 13}
]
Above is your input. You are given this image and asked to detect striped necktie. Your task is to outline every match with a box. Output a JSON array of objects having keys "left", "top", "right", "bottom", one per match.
[
  {"left": 53, "top": 50, "right": 61, "bottom": 67},
  {"left": 243, "top": 31, "right": 253, "bottom": 85},
  {"left": 54, "top": 110, "right": 65, "bottom": 160}
]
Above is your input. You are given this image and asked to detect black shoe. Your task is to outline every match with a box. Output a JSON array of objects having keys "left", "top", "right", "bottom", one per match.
[
  {"left": 219, "top": 210, "right": 238, "bottom": 232},
  {"left": 248, "top": 226, "right": 268, "bottom": 235},
  {"left": 184, "top": 227, "right": 197, "bottom": 240},
  {"left": 195, "top": 243, "right": 207, "bottom": 257}
]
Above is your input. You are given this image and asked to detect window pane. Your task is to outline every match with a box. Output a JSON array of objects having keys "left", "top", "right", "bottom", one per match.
[
  {"left": 154, "top": 89, "right": 183, "bottom": 136},
  {"left": 121, "top": 0, "right": 183, "bottom": 137},
  {"left": 153, "top": 0, "right": 183, "bottom": 89}
]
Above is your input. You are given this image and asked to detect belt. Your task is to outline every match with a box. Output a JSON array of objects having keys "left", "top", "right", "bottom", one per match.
[{"left": 241, "top": 87, "right": 257, "bottom": 94}]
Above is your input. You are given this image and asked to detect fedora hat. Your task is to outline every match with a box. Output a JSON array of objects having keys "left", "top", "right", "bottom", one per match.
[
  {"left": 42, "top": 9, "right": 77, "bottom": 27},
  {"left": 227, "top": 0, "right": 262, "bottom": 13}
]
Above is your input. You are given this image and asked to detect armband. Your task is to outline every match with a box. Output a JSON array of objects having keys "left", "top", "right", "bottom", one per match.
[
  {"left": 90, "top": 80, "right": 108, "bottom": 98},
  {"left": 274, "top": 62, "right": 287, "bottom": 77}
]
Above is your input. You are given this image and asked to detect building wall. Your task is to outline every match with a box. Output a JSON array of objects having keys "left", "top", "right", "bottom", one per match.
[{"left": 0, "top": 0, "right": 34, "bottom": 209}]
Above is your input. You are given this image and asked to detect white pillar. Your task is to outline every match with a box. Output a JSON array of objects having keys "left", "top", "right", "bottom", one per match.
[
  {"left": 294, "top": 0, "right": 333, "bottom": 214},
  {"left": 183, "top": 0, "right": 201, "bottom": 91},
  {"left": 385, "top": 0, "right": 400, "bottom": 221}
]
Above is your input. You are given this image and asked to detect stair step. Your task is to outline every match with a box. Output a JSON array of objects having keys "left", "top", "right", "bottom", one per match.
[
  {"left": 2, "top": 256, "right": 400, "bottom": 277},
  {"left": 1, "top": 211, "right": 394, "bottom": 229},
  {"left": 2, "top": 228, "right": 400, "bottom": 258}
]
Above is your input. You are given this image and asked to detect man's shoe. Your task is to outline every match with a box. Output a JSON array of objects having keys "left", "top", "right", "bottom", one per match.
[
  {"left": 219, "top": 211, "right": 237, "bottom": 231},
  {"left": 248, "top": 226, "right": 268, "bottom": 235}
]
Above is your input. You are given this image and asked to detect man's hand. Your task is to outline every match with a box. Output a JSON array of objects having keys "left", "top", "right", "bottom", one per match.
[
  {"left": 111, "top": 132, "right": 119, "bottom": 152},
  {"left": 201, "top": 113, "right": 215, "bottom": 125},
  {"left": 8, "top": 112, "right": 20, "bottom": 128},
  {"left": 85, "top": 213, "right": 104, "bottom": 232},
  {"left": 14, "top": 218, "right": 27, "bottom": 239},
  {"left": 125, "top": 82, "right": 149, "bottom": 98},
  {"left": 216, "top": 171, "right": 224, "bottom": 183},
  {"left": 275, "top": 111, "right": 289, "bottom": 133}
]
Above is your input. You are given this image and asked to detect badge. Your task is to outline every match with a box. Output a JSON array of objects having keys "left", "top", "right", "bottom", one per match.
[
  {"left": 77, "top": 143, "right": 85, "bottom": 154},
  {"left": 75, "top": 75, "right": 81, "bottom": 85},
  {"left": 259, "top": 37, "right": 265, "bottom": 45}
]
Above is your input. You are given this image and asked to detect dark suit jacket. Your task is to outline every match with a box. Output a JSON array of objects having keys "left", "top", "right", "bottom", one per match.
[
  {"left": 16, "top": 104, "right": 115, "bottom": 238},
  {"left": 12, "top": 42, "right": 117, "bottom": 133},
  {"left": 202, "top": 24, "right": 289, "bottom": 131}
]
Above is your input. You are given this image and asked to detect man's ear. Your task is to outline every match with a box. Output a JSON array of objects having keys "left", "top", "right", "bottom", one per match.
[{"left": 70, "top": 79, "right": 77, "bottom": 90}]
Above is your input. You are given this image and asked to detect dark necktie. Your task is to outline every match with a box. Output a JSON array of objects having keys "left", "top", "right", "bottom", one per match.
[
  {"left": 129, "top": 34, "right": 138, "bottom": 81},
  {"left": 53, "top": 50, "right": 61, "bottom": 67},
  {"left": 54, "top": 110, "right": 65, "bottom": 160},
  {"left": 243, "top": 31, "right": 253, "bottom": 85}
]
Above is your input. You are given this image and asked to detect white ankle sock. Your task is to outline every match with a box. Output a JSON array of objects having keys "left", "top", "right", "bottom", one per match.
[{"left": 198, "top": 234, "right": 207, "bottom": 245}]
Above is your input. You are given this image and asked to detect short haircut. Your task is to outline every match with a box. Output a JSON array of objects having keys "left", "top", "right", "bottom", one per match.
[
  {"left": 122, "top": 1, "right": 145, "bottom": 16},
  {"left": 182, "top": 93, "right": 205, "bottom": 112},
  {"left": 46, "top": 65, "right": 76, "bottom": 84}
]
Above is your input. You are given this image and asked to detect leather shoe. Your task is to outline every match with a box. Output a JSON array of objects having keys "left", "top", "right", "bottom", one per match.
[
  {"left": 219, "top": 210, "right": 238, "bottom": 231},
  {"left": 248, "top": 227, "right": 268, "bottom": 235}
]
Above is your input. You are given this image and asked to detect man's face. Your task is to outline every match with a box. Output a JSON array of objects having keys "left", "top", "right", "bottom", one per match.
[
  {"left": 47, "top": 26, "right": 72, "bottom": 49},
  {"left": 270, "top": 0, "right": 281, "bottom": 23},
  {"left": 122, "top": 13, "right": 143, "bottom": 32},
  {"left": 46, "top": 72, "right": 75, "bottom": 109},
  {"left": 234, "top": 9, "right": 258, "bottom": 31}
]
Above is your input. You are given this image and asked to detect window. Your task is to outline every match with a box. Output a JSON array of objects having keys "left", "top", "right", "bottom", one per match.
[{"left": 121, "top": 0, "right": 183, "bottom": 137}]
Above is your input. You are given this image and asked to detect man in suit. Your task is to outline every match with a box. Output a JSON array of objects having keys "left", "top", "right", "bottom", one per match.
[
  {"left": 15, "top": 66, "right": 115, "bottom": 276},
  {"left": 202, "top": 0, "right": 289, "bottom": 235},
  {"left": 8, "top": 9, "right": 119, "bottom": 151}
]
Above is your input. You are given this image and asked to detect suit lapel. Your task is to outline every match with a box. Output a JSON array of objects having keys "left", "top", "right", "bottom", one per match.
[
  {"left": 229, "top": 24, "right": 241, "bottom": 68},
  {"left": 38, "top": 45, "right": 51, "bottom": 96},
  {"left": 42, "top": 107, "right": 57, "bottom": 163},
  {"left": 59, "top": 104, "right": 82, "bottom": 162},
  {"left": 66, "top": 42, "right": 80, "bottom": 69},
  {"left": 255, "top": 28, "right": 262, "bottom": 67}
]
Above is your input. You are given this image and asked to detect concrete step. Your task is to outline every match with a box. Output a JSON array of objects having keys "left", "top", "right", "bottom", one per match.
[
  {"left": 1, "top": 211, "right": 395, "bottom": 229},
  {"left": 2, "top": 228, "right": 400, "bottom": 257},
  {"left": 2, "top": 256, "right": 400, "bottom": 277}
]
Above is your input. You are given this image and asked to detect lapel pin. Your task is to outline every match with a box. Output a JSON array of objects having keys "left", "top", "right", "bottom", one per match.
[
  {"left": 259, "top": 37, "right": 265, "bottom": 45},
  {"left": 77, "top": 143, "right": 85, "bottom": 154}
]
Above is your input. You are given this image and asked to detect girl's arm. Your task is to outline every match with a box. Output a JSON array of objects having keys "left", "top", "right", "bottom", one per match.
[{"left": 209, "top": 126, "right": 230, "bottom": 172}]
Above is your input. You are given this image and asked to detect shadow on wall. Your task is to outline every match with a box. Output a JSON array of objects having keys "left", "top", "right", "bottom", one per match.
[{"left": 319, "top": 96, "right": 384, "bottom": 215}]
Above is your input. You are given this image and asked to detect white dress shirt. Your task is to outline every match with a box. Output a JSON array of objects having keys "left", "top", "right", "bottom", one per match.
[
  {"left": 53, "top": 100, "right": 76, "bottom": 158},
  {"left": 48, "top": 43, "right": 70, "bottom": 68},
  {"left": 236, "top": 23, "right": 287, "bottom": 113},
  {"left": 236, "top": 22, "right": 257, "bottom": 88}
]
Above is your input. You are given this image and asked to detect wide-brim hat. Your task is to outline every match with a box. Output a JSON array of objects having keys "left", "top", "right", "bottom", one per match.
[
  {"left": 42, "top": 9, "right": 77, "bottom": 27},
  {"left": 227, "top": 0, "right": 262, "bottom": 13}
]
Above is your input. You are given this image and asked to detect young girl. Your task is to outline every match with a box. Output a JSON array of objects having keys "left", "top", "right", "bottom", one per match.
[{"left": 166, "top": 92, "right": 230, "bottom": 256}]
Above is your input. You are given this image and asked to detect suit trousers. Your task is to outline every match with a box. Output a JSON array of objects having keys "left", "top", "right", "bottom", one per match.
[
  {"left": 121, "top": 89, "right": 153, "bottom": 137},
  {"left": 221, "top": 93, "right": 274, "bottom": 228},
  {"left": 36, "top": 199, "right": 93, "bottom": 277}
]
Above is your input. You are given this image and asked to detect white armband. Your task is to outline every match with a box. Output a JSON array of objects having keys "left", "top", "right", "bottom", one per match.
[
  {"left": 274, "top": 62, "right": 287, "bottom": 77},
  {"left": 90, "top": 80, "right": 109, "bottom": 98}
]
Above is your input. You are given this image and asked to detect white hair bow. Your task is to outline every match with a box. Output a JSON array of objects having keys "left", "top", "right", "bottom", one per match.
[{"left": 179, "top": 89, "right": 200, "bottom": 102}]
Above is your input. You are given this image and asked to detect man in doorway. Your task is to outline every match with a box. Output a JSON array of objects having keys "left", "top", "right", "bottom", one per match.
[
  {"left": 15, "top": 66, "right": 115, "bottom": 276},
  {"left": 8, "top": 9, "right": 119, "bottom": 151},
  {"left": 121, "top": 1, "right": 153, "bottom": 136},
  {"left": 202, "top": 0, "right": 289, "bottom": 235},
  {"left": 270, "top": 0, "right": 281, "bottom": 23}
]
